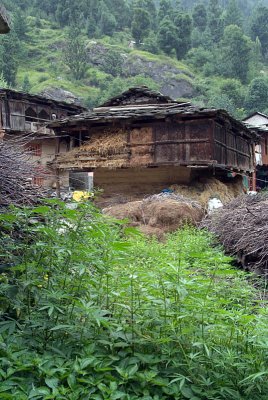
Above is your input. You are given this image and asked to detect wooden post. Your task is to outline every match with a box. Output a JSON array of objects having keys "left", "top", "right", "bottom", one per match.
[
  {"left": 252, "top": 170, "right": 257, "bottom": 192},
  {"left": 55, "top": 137, "right": 61, "bottom": 198}
]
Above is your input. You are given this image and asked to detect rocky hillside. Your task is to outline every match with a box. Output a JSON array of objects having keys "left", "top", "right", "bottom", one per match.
[{"left": 16, "top": 17, "right": 196, "bottom": 107}]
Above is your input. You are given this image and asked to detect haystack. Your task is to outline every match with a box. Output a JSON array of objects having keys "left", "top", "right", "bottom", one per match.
[
  {"left": 103, "top": 193, "right": 204, "bottom": 238},
  {"left": 56, "top": 129, "right": 128, "bottom": 169},
  {"left": 171, "top": 176, "right": 244, "bottom": 208},
  {"left": 202, "top": 193, "right": 268, "bottom": 275}
]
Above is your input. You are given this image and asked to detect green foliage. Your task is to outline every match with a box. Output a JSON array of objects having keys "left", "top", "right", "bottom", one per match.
[
  {"left": 98, "top": 48, "right": 123, "bottom": 77},
  {"left": 192, "top": 3, "right": 207, "bottom": 31},
  {"left": 4, "top": 0, "right": 268, "bottom": 117},
  {"left": 64, "top": 27, "right": 88, "bottom": 81},
  {"left": 142, "top": 31, "right": 160, "bottom": 54},
  {"left": 96, "top": 74, "right": 160, "bottom": 107},
  {"left": 194, "top": 76, "right": 246, "bottom": 118},
  {"left": 131, "top": 7, "right": 151, "bottom": 46},
  {"left": 224, "top": 0, "right": 243, "bottom": 28},
  {"left": 174, "top": 12, "right": 192, "bottom": 60},
  {"left": 1, "top": 203, "right": 268, "bottom": 398},
  {"left": 245, "top": 77, "right": 268, "bottom": 113},
  {"left": 250, "top": 6, "right": 268, "bottom": 59},
  {"left": 217, "top": 25, "right": 251, "bottom": 83},
  {"left": 207, "top": 0, "right": 224, "bottom": 43},
  {"left": 0, "top": 31, "right": 20, "bottom": 86},
  {"left": 22, "top": 75, "right": 31, "bottom": 92},
  {"left": 186, "top": 46, "right": 213, "bottom": 71},
  {"left": 158, "top": 17, "right": 178, "bottom": 56},
  {"left": 0, "top": 72, "right": 9, "bottom": 89}
]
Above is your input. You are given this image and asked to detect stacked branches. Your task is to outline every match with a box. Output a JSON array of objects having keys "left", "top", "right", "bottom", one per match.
[
  {"left": 202, "top": 194, "right": 268, "bottom": 275},
  {"left": 0, "top": 138, "right": 46, "bottom": 206}
]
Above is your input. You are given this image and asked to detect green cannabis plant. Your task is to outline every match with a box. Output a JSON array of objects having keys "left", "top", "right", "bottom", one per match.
[{"left": 0, "top": 201, "right": 268, "bottom": 399}]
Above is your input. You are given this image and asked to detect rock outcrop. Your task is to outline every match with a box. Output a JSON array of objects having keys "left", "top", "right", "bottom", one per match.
[
  {"left": 87, "top": 43, "right": 195, "bottom": 99},
  {"left": 39, "top": 87, "right": 83, "bottom": 106}
]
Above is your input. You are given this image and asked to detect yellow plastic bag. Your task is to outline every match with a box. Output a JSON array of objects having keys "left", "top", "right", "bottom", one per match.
[{"left": 72, "top": 191, "right": 90, "bottom": 202}]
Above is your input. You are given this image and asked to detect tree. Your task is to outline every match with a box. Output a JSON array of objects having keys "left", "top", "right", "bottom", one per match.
[
  {"left": 174, "top": 12, "right": 192, "bottom": 59},
  {"left": 64, "top": 28, "right": 88, "bottom": 80},
  {"left": 110, "top": 0, "right": 131, "bottom": 30},
  {"left": 0, "top": 31, "right": 20, "bottom": 86},
  {"left": 250, "top": 6, "right": 268, "bottom": 58},
  {"left": 99, "top": 2, "right": 117, "bottom": 36},
  {"left": 207, "top": 0, "right": 224, "bottom": 43},
  {"left": 143, "top": 31, "right": 159, "bottom": 54},
  {"left": 224, "top": 0, "right": 242, "bottom": 28},
  {"left": 158, "top": 17, "right": 178, "bottom": 56},
  {"left": 13, "top": 11, "right": 28, "bottom": 40},
  {"left": 245, "top": 77, "right": 268, "bottom": 113},
  {"left": 219, "top": 79, "right": 245, "bottom": 109},
  {"left": 186, "top": 46, "right": 213, "bottom": 70},
  {"left": 158, "top": 0, "right": 173, "bottom": 23},
  {"left": 192, "top": 3, "right": 207, "bottom": 32},
  {"left": 218, "top": 25, "right": 251, "bottom": 83},
  {"left": 133, "top": 0, "right": 157, "bottom": 29},
  {"left": 208, "top": 92, "right": 237, "bottom": 116},
  {"left": 131, "top": 7, "right": 150, "bottom": 46},
  {"left": 22, "top": 75, "right": 31, "bottom": 92},
  {"left": 0, "top": 73, "right": 8, "bottom": 89}
]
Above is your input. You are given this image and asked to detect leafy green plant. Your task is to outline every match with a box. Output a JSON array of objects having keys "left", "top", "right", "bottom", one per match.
[{"left": 0, "top": 201, "right": 268, "bottom": 399}]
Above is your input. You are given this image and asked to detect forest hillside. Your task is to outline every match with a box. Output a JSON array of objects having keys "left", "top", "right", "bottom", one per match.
[{"left": 2, "top": 0, "right": 268, "bottom": 118}]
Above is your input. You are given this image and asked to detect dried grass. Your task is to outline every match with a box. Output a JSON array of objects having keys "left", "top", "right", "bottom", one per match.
[
  {"left": 57, "top": 128, "right": 128, "bottom": 166},
  {"left": 103, "top": 195, "right": 204, "bottom": 238},
  {"left": 201, "top": 193, "right": 268, "bottom": 275},
  {"left": 171, "top": 177, "right": 244, "bottom": 208}
]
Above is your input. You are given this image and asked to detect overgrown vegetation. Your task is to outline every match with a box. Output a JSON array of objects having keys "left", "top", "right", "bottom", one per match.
[
  {"left": 2, "top": 0, "right": 268, "bottom": 115},
  {"left": 1, "top": 201, "right": 268, "bottom": 399}
]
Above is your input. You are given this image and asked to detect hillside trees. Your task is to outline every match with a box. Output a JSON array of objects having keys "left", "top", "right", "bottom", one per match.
[
  {"left": 0, "top": 31, "right": 20, "bottom": 86},
  {"left": 218, "top": 25, "right": 251, "bottom": 82},
  {"left": 174, "top": 12, "right": 192, "bottom": 59},
  {"left": 208, "top": 0, "right": 224, "bottom": 43},
  {"left": 250, "top": 6, "right": 268, "bottom": 59},
  {"left": 64, "top": 28, "right": 88, "bottom": 80},
  {"left": 192, "top": 3, "right": 207, "bottom": 31},
  {"left": 245, "top": 77, "right": 268, "bottom": 112},
  {"left": 158, "top": 17, "right": 178, "bottom": 56},
  {"left": 224, "top": 0, "right": 242, "bottom": 28},
  {"left": 131, "top": 6, "right": 150, "bottom": 46}
]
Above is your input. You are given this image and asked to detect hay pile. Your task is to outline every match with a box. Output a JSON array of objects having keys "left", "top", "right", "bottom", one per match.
[
  {"left": 103, "top": 193, "right": 204, "bottom": 238},
  {"left": 171, "top": 176, "right": 244, "bottom": 208},
  {"left": 0, "top": 138, "right": 47, "bottom": 206},
  {"left": 202, "top": 193, "right": 268, "bottom": 275},
  {"left": 56, "top": 129, "right": 128, "bottom": 169}
]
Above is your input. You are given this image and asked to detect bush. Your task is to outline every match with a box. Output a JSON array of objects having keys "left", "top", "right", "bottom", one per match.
[{"left": 0, "top": 201, "right": 268, "bottom": 399}]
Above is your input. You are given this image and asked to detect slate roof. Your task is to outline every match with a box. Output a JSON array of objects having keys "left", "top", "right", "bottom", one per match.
[
  {"left": 0, "top": 88, "right": 86, "bottom": 113},
  {"left": 99, "top": 86, "right": 175, "bottom": 107},
  {"left": 46, "top": 86, "right": 257, "bottom": 140},
  {"left": 243, "top": 112, "right": 268, "bottom": 122}
]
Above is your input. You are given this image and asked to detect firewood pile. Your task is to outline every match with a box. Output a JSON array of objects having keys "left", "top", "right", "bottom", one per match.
[
  {"left": 202, "top": 193, "right": 268, "bottom": 275},
  {"left": 0, "top": 139, "right": 47, "bottom": 206}
]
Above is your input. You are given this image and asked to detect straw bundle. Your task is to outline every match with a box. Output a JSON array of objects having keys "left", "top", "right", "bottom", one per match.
[
  {"left": 202, "top": 193, "right": 268, "bottom": 275},
  {"left": 57, "top": 129, "right": 128, "bottom": 167}
]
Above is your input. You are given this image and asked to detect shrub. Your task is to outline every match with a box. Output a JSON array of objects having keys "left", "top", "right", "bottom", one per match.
[{"left": 0, "top": 201, "right": 268, "bottom": 399}]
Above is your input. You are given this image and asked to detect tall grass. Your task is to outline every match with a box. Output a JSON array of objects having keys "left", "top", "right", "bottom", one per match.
[{"left": 0, "top": 201, "right": 268, "bottom": 399}]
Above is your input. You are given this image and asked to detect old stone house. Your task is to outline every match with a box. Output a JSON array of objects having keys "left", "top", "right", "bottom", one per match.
[
  {"left": 1, "top": 89, "right": 85, "bottom": 187},
  {"left": 48, "top": 87, "right": 256, "bottom": 202}
]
